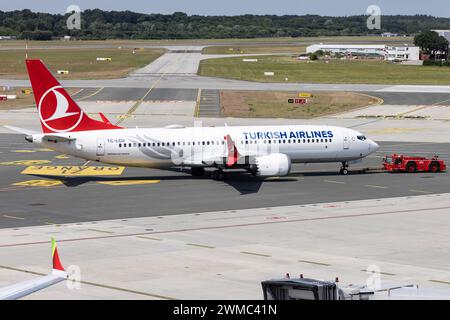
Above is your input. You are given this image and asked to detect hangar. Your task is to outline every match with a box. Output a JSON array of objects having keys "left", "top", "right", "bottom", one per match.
[{"left": 306, "top": 44, "right": 420, "bottom": 61}]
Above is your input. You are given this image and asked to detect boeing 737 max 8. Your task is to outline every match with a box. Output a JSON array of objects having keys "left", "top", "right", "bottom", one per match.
[{"left": 6, "top": 60, "right": 379, "bottom": 179}]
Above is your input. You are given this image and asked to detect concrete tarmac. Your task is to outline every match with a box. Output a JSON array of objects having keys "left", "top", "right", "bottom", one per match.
[{"left": 0, "top": 193, "right": 449, "bottom": 299}]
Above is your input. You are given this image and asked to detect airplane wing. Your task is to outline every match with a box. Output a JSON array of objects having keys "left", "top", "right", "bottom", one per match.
[
  {"left": 4, "top": 126, "right": 75, "bottom": 143},
  {"left": 4, "top": 125, "right": 39, "bottom": 136},
  {"left": 0, "top": 238, "right": 68, "bottom": 300}
]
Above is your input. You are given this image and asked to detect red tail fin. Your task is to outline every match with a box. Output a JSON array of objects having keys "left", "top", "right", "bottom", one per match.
[{"left": 26, "top": 59, "right": 122, "bottom": 133}]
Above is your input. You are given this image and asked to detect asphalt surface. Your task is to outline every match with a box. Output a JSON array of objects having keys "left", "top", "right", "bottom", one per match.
[
  {"left": 59, "top": 87, "right": 450, "bottom": 105},
  {"left": 0, "top": 133, "right": 448, "bottom": 229},
  {"left": 361, "top": 91, "right": 450, "bottom": 105}
]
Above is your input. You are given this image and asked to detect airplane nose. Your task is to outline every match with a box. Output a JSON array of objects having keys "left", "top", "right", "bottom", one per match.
[{"left": 369, "top": 140, "right": 379, "bottom": 153}]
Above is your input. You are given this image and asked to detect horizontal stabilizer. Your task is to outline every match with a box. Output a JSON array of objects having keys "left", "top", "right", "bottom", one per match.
[{"left": 4, "top": 125, "right": 39, "bottom": 135}]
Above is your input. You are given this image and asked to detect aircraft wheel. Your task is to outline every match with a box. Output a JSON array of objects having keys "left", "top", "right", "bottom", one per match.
[
  {"left": 340, "top": 168, "right": 349, "bottom": 175},
  {"left": 212, "top": 170, "right": 225, "bottom": 181}
]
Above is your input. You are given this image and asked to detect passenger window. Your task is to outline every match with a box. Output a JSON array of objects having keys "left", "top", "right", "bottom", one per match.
[{"left": 119, "top": 144, "right": 122, "bottom": 148}]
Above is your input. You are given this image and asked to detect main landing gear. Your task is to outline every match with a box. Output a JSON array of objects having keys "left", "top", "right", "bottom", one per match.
[
  {"left": 339, "top": 162, "right": 349, "bottom": 175},
  {"left": 191, "top": 167, "right": 226, "bottom": 181},
  {"left": 211, "top": 169, "right": 226, "bottom": 181},
  {"left": 191, "top": 167, "right": 205, "bottom": 177}
]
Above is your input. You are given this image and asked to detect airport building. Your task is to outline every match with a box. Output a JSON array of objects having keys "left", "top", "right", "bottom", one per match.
[
  {"left": 432, "top": 30, "right": 450, "bottom": 44},
  {"left": 306, "top": 44, "right": 420, "bottom": 61}
]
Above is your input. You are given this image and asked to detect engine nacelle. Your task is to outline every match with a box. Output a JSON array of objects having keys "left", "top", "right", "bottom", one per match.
[{"left": 254, "top": 153, "right": 291, "bottom": 177}]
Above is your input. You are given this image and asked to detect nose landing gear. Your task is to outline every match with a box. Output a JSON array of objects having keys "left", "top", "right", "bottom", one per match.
[{"left": 339, "top": 162, "right": 349, "bottom": 175}]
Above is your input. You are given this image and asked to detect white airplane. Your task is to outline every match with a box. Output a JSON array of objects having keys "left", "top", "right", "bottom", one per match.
[
  {"left": 7, "top": 60, "right": 379, "bottom": 179},
  {"left": 0, "top": 238, "right": 68, "bottom": 300}
]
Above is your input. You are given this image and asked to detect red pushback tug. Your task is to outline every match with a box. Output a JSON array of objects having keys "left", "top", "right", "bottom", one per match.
[{"left": 383, "top": 154, "right": 446, "bottom": 173}]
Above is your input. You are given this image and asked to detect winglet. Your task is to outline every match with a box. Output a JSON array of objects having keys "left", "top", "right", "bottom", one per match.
[
  {"left": 225, "top": 135, "right": 239, "bottom": 167},
  {"left": 51, "top": 238, "right": 65, "bottom": 272}
]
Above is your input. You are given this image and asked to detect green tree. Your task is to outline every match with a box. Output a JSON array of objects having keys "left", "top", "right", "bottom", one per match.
[{"left": 414, "top": 30, "right": 449, "bottom": 60}]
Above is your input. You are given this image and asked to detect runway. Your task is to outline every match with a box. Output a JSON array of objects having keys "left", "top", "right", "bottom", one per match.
[{"left": 0, "top": 133, "right": 448, "bottom": 229}]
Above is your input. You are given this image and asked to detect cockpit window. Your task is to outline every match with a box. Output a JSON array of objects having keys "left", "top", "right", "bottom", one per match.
[{"left": 357, "top": 135, "right": 366, "bottom": 141}]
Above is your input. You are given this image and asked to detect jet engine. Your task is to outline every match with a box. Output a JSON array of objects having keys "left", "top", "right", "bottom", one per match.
[{"left": 254, "top": 153, "right": 291, "bottom": 177}]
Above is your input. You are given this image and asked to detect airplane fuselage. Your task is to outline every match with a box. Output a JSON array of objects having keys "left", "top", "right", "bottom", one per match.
[{"left": 29, "top": 125, "right": 379, "bottom": 170}]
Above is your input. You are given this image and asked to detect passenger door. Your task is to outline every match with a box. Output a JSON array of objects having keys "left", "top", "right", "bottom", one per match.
[
  {"left": 96, "top": 138, "right": 105, "bottom": 156},
  {"left": 343, "top": 134, "right": 350, "bottom": 150}
]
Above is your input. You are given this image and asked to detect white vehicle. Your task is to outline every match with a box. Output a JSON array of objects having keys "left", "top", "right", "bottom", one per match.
[
  {"left": 0, "top": 239, "right": 68, "bottom": 300},
  {"left": 7, "top": 60, "right": 379, "bottom": 179}
]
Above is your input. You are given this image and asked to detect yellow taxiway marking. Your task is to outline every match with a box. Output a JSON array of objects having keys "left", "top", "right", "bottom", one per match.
[
  {"left": 11, "top": 150, "right": 36, "bottom": 153},
  {"left": 186, "top": 243, "right": 216, "bottom": 249},
  {"left": 137, "top": 236, "right": 162, "bottom": 241},
  {"left": 2, "top": 214, "right": 25, "bottom": 220},
  {"left": 324, "top": 180, "right": 346, "bottom": 184},
  {"left": 54, "top": 154, "right": 70, "bottom": 160},
  {"left": 362, "top": 270, "right": 396, "bottom": 276},
  {"left": 410, "top": 189, "right": 432, "bottom": 194},
  {"left": 365, "top": 184, "right": 388, "bottom": 189},
  {"left": 0, "top": 160, "right": 51, "bottom": 166},
  {"left": 194, "top": 88, "right": 202, "bottom": 117},
  {"left": 77, "top": 87, "right": 105, "bottom": 101},
  {"left": 87, "top": 229, "right": 115, "bottom": 234},
  {"left": 34, "top": 148, "right": 54, "bottom": 152},
  {"left": 13, "top": 179, "right": 63, "bottom": 187},
  {"left": 22, "top": 165, "right": 125, "bottom": 176},
  {"left": 240, "top": 251, "right": 271, "bottom": 258},
  {"left": 115, "top": 70, "right": 167, "bottom": 125},
  {"left": 429, "top": 279, "right": 450, "bottom": 286},
  {"left": 298, "top": 260, "right": 331, "bottom": 266},
  {"left": 97, "top": 180, "right": 160, "bottom": 186},
  {"left": 365, "top": 128, "right": 428, "bottom": 135}
]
